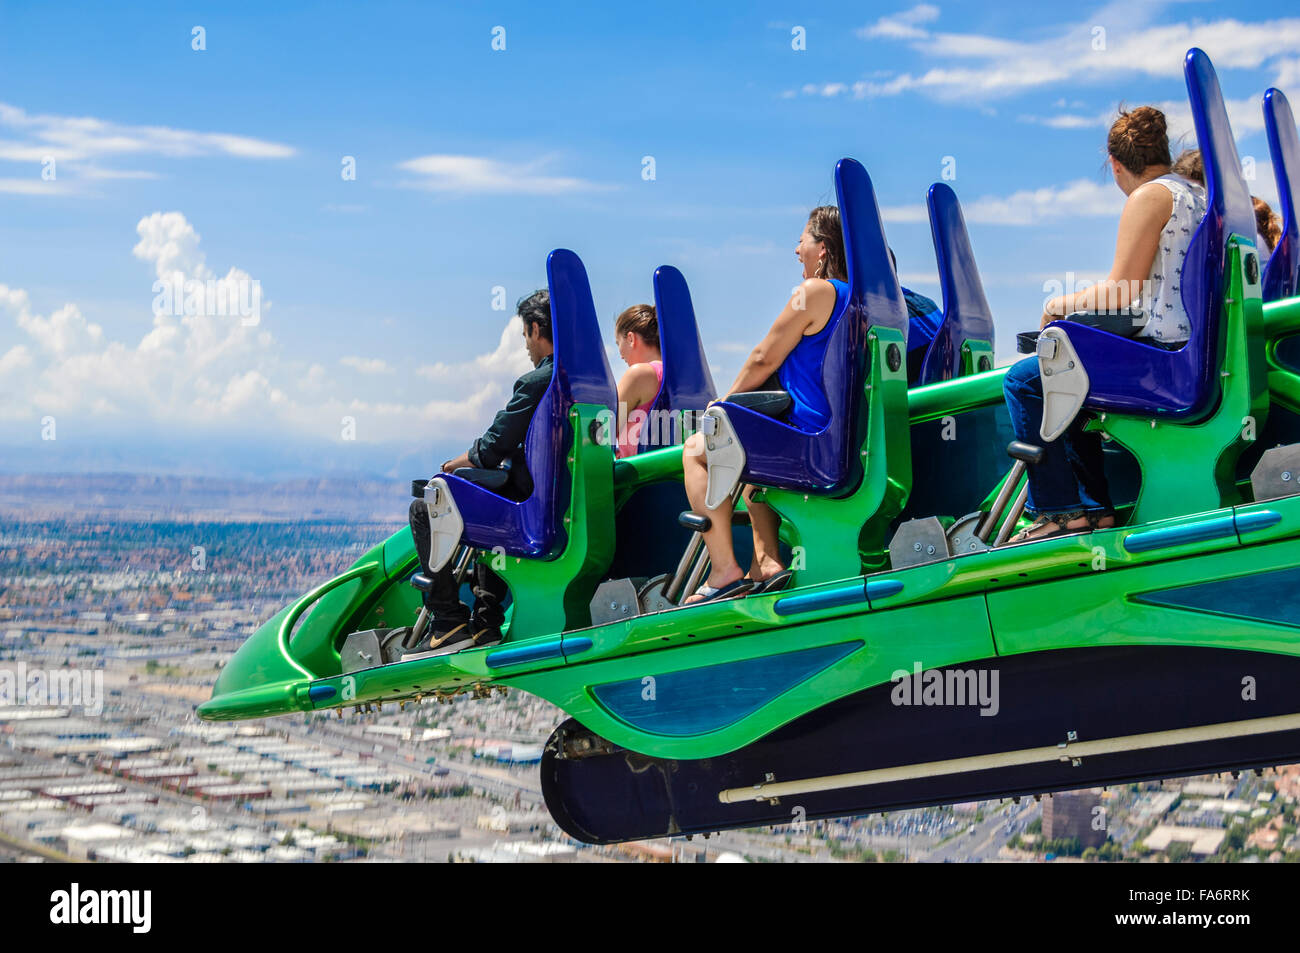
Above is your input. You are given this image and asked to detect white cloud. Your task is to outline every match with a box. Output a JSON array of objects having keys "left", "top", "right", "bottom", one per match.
[
  {"left": 340, "top": 356, "right": 391, "bottom": 375},
  {"left": 0, "top": 344, "right": 32, "bottom": 375},
  {"left": 883, "top": 178, "right": 1124, "bottom": 227},
  {"left": 0, "top": 177, "right": 73, "bottom": 195},
  {"left": 0, "top": 102, "right": 296, "bottom": 162},
  {"left": 397, "top": 154, "right": 613, "bottom": 195},
  {"left": 80, "top": 167, "right": 161, "bottom": 181},
  {"left": 965, "top": 178, "right": 1125, "bottom": 225},
  {"left": 1021, "top": 95, "right": 1268, "bottom": 144},
  {"left": 0, "top": 212, "right": 534, "bottom": 448},
  {"left": 859, "top": 4, "right": 940, "bottom": 41},
  {"left": 132, "top": 211, "right": 208, "bottom": 278},
  {"left": 882, "top": 203, "right": 929, "bottom": 224},
  {"left": 898, "top": 271, "right": 940, "bottom": 286},
  {"left": 812, "top": 10, "right": 1300, "bottom": 105},
  {"left": 16, "top": 301, "right": 104, "bottom": 357},
  {"left": 1275, "top": 59, "right": 1300, "bottom": 89},
  {"left": 0, "top": 102, "right": 295, "bottom": 194},
  {"left": 416, "top": 315, "right": 533, "bottom": 386}
]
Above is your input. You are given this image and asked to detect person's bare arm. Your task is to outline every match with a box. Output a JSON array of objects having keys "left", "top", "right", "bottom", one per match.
[
  {"left": 615, "top": 362, "right": 660, "bottom": 439},
  {"left": 1041, "top": 182, "right": 1172, "bottom": 327},
  {"left": 441, "top": 451, "right": 472, "bottom": 473},
  {"left": 725, "top": 279, "right": 836, "bottom": 396}
]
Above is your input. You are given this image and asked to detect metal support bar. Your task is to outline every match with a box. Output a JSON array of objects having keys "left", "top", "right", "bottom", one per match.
[
  {"left": 451, "top": 545, "right": 475, "bottom": 584},
  {"left": 410, "top": 545, "right": 476, "bottom": 645},
  {"left": 976, "top": 461, "right": 1025, "bottom": 542},
  {"left": 717, "top": 712, "right": 1300, "bottom": 804},
  {"left": 664, "top": 534, "right": 707, "bottom": 604},
  {"left": 409, "top": 607, "right": 431, "bottom": 645},
  {"left": 664, "top": 486, "right": 741, "bottom": 604},
  {"left": 993, "top": 483, "right": 1030, "bottom": 546},
  {"left": 681, "top": 553, "right": 711, "bottom": 603}
]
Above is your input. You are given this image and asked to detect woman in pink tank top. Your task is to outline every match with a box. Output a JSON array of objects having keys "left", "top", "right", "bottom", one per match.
[{"left": 613, "top": 304, "right": 664, "bottom": 458}]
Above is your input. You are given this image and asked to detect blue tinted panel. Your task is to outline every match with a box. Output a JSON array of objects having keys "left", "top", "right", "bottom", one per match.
[
  {"left": 1136, "top": 565, "right": 1300, "bottom": 627},
  {"left": 591, "top": 641, "right": 862, "bottom": 736}
]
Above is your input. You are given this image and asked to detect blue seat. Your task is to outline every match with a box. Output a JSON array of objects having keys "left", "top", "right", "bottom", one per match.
[
  {"left": 1044, "top": 48, "right": 1256, "bottom": 420},
  {"left": 634, "top": 265, "right": 718, "bottom": 452},
  {"left": 436, "top": 249, "right": 617, "bottom": 560},
  {"left": 916, "top": 183, "right": 996, "bottom": 384},
  {"left": 704, "top": 157, "right": 907, "bottom": 496},
  {"left": 1263, "top": 87, "right": 1299, "bottom": 303}
]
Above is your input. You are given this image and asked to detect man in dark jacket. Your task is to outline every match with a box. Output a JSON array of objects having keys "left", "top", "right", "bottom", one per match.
[{"left": 406, "top": 289, "right": 553, "bottom": 655}]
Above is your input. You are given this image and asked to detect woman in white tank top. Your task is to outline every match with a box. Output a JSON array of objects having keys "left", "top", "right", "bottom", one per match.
[
  {"left": 1140, "top": 172, "right": 1207, "bottom": 346},
  {"left": 1004, "top": 105, "right": 1203, "bottom": 543}
]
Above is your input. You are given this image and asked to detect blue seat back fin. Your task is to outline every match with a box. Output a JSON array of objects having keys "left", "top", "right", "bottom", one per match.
[
  {"left": 547, "top": 249, "right": 618, "bottom": 410},
  {"left": 644, "top": 265, "right": 717, "bottom": 450},
  {"left": 1263, "top": 87, "right": 1300, "bottom": 302},
  {"left": 917, "top": 182, "right": 995, "bottom": 384},
  {"left": 1181, "top": 46, "right": 1257, "bottom": 409},
  {"left": 839, "top": 158, "right": 908, "bottom": 346}
]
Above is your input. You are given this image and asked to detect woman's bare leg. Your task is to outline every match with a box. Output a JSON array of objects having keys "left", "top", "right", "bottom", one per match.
[
  {"left": 682, "top": 435, "right": 743, "bottom": 599},
  {"left": 743, "top": 485, "right": 784, "bottom": 582}
]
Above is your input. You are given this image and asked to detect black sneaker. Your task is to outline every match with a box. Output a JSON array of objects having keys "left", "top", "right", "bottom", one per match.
[
  {"left": 470, "top": 626, "right": 504, "bottom": 649},
  {"left": 402, "top": 622, "right": 473, "bottom": 659}
]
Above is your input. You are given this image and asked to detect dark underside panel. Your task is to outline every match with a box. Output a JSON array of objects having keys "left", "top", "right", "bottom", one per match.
[{"left": 541, "top": 645, "right": 1300, "bottom": 843}]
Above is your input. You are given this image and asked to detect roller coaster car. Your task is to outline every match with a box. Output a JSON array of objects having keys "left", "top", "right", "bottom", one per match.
[{"left": 202, "top": 48, "right": 1300, "bottom": 846}]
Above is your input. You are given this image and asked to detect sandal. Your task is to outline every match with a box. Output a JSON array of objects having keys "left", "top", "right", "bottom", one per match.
[
  {"left": 1006, "top": 510, "right": 1087, "bottom": 545},
  {"left": 684, "top": 578, "right": 754, "bottom": 605},
  {"left": 1085, "top": 509, "right": 1117, "bottom": 530},
  {"left": 749, "top": 569, "right": 794, "bottom": 595}
]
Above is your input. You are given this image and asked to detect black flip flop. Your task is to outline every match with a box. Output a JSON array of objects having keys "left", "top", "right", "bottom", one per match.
[
  {"left": 750, "top": 569, "right": 794, "bottom": 594},
  {"left": 685, "top": 578, "right": 755, "bottom": 605}
]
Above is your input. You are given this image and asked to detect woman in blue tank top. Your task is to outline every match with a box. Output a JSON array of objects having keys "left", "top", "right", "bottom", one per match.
[
  {"left": 779, "top": 277, "right": 848, "bottom": 431},
  {"left": 681, "top": 205, "right": 849, "bottom": 603}
]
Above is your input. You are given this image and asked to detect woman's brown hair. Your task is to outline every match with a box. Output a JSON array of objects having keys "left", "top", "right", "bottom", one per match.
[
  {"left": 615, "top": 303, "right": 659, "bottom": 351},
  {"left": 1171, "top": 148, "right": 1204, "bottom": 186},
  {"left": 807, "top": 205, "right": 848, "bottom": 282},
  {"left": 1254, "top": 196, "right": 1282, "bottom": 253},
  {"left": 1108, "top": 105, "right": 1171, "bottom": 175}
]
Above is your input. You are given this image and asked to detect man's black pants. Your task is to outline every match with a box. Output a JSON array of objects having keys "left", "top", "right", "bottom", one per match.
[{"left": 408, "top": 499, "right": 509, "bottom": 632}]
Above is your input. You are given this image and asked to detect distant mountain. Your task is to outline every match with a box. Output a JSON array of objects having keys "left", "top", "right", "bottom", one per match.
[
  {"left": 0, "top": 472, "right": 415, "bottom": 522},
  {"left": 0, "top": 433, "right": 461, "bottom": 483}
]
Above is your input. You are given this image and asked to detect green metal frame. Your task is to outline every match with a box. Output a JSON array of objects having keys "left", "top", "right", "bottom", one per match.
[
  {"left": 960, "top": 338, "right": 994, "bottom": 376},
  {"left": 199, "top": 404, "right": 614, "bottom": 719}
]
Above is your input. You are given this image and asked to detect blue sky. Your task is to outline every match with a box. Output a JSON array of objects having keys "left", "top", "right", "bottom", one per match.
[{"left": 2, "top": 1, "right": 1298, "bottom": 478}]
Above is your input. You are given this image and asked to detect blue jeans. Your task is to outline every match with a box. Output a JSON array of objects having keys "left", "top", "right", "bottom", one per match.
[{"left": 1002, "top": 357, "right": 1113, "bottom": 515}]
